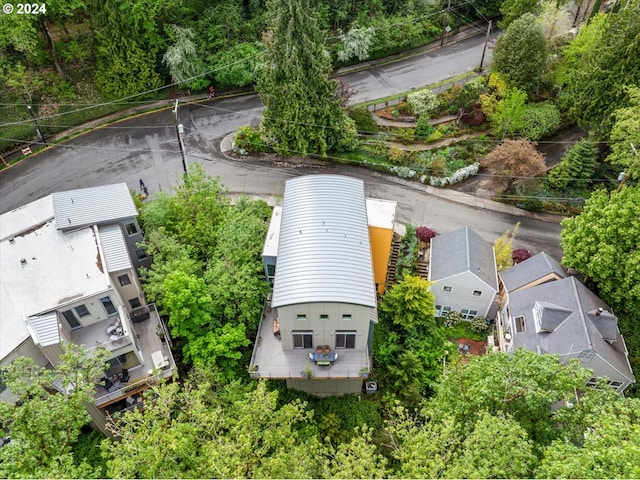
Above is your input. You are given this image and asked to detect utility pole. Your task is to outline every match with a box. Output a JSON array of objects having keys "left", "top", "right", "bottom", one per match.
[
  {"left": 22, "top": 94, "right": 47, "bottom": 146},
  {"left": 173, "top": 99, "right": 188, "bottom": 175},
  {"left": 441, "top": 0, "right": 452, "bottom": 46},
  {"left": 479, "top": 20, "right": 493, "bottom": 72}
]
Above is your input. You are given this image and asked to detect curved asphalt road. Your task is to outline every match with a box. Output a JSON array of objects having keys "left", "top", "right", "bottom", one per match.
[{"left": 0, "top": 32, "right": 562, "bottom": 257}]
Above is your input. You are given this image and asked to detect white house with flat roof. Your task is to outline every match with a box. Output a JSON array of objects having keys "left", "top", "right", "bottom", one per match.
[
  {"left": 0, "top": 184, "right": 174, "bottom": 434},
  {"left": 253, "top": 175, "right": 393, "bottom": 395}
]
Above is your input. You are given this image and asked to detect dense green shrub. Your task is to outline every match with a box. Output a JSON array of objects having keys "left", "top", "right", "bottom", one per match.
[
  {"left": 387, "top": 147, "right": 406, "bottom": 163},
  {"left": 392, "top": 127, "right": 415, "bottom": 144},
  {"left": 415, "top": 116, "right": 435, "bottom": 140},
  {"left": 469, "top": 315, "right": 488, "bottom": 333},
  {"left": 396, "top": 224, "right": 419, "bottom": 278},
  {"left": 234, "top": 125, "right": 269, "bottom": 153},
  {"left": 348, "top": 107, "right": 378, "bottom": 133},
  {"left": 520, "top": 102, "right": 561, "bottom": 140}
]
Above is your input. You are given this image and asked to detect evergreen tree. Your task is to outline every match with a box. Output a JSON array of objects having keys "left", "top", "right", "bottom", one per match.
[
  {"left": 257, "top": 0, "right": 357, "bottom": 156},
  {"left": 547, "top": 138, "right": 598, "bottom": 190},
  {"left": 558, "top": 2, "right": 640, "bottom": 136},
  {"left": 492, "top": 13, "right": 548, "bottom": 95}
]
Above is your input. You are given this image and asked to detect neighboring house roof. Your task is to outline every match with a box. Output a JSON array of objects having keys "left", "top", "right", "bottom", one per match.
[
  {"left": 429, "top": 226, "right": 497, "bottom": 290},
  {"left": 0, "top": 190, "right": 126, "bottom": 360},
  {"left": 366, "top": 198, "right": 397, "bottom": 229},
  {"left": 98, "top": 224, "right": 132, "bottom": 272},
  {"left": 508, "top": 276, "right": 635, "bottom": 384},
  {"left": 52, "top": 183, "right": 138, "bottom": 231},
  {"left": 500, "top": 252, "right": 566, "bottom": 292},
  {"left": 262, "top": 206, "right": 282, "bottom": 259},
  {"left": 272, "top": 175, "right": 376, "bottom": 308}
]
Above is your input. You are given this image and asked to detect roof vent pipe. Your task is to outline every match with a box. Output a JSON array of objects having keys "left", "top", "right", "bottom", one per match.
[
  {"left": 595, "top": 307, "right": 603, "bottom": 317},
  {"left": 20, "top": 258, "right": 27, "bottom": 266}
]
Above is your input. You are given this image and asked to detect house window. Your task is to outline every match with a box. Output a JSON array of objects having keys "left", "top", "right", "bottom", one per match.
[
  {"left": 73, "top": 304, "right": 90, "bottom": 318},
  {"left": 586, "top": 377, "right": 599, "bottom": 387},
  {"left": 296, "top": 314, "right": 307, "bottom": 321},
  {"left": 335, "top": 331, "right": 356, "bottom": 349},
  {"left": 292, "top": 331, "right": 313, "bottom": 349},
  {"left": 129, "top": 297, "right": 142, "bottom": 309},
  {"left": 460, "top": 309, "right": 479, "bottom": 320},
  {"left": 118, "top": 274, "right": 131, "bottom": 287},
  {"left": 0, "top": 369, "right": 7, "bottom": 394},
  {"left": 135, "top": 249, "right": 148, "bottom": 260},
  {"left": 473, "top": 290, "right": 482, "bottom": 296},
  {"left": 266, "top": 264, "right": 276, "bottom": 278},
  {"left": 436, "top": 305, "right": 452, "bottom": 317},
  {"left": 515, "top": 315, "right": 526, "bottom": 332},
  {"left": 342, "top": 314, "right": 352, "bottom": 321},
  {"left": 125, "top": 223, "right": 138, "bottom": 236},
  {"left": 320, "top": 314, "right": 329, "bottom": 320},
  {"left": 608, "top": 380, "right": 623, "bottom": 389},
  {"left": 443, "top": 286, "right": 452, "bottom": 292},
  {"left": 61, "top": 309, "right": 81, "bottom": 330},
  {"left": 100, "top": 296, "right": 118, "bottom": 316}
]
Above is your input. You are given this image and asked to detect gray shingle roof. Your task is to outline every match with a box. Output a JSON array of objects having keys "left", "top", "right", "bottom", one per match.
[
  {"left": 52, "top": 183, "right": 138, "bottom": 231},
  {"left": 272, "top": 175, "right": 376, "bottom": 308},
  {"left": 509, "top": 276, "right": 635, "bottom": 384},
  {"left": 430, "top": 226, "right": 497, "bottom": 289},
  {"left": 500, "top": 252, "right": 566, "bottom": 292}
]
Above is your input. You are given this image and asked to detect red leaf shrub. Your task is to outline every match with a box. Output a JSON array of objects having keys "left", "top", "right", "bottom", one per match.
[
  {"left": 512, "top": 248, "right": 532, "bottom": 264},
  {"left": 416, "top": 226, "right": 438, "bottom": 243}
]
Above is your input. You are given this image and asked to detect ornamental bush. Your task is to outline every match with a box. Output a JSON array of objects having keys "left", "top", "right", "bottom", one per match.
[
  {"left": 512, "top": 248, "right": 532, "bottom": 264},
  {"left": 348, "top": 107, "right": 378, "bottom": 133},
  {"left": 444, "top": 310, "right": 462, "bottom": 326},
  {"left": 469, "top": 315, "right": 488, "bottom": 333},
  {"left": 415, "top": 116, "right": 435, "bottom": 140},
  {"left": 520, "top": 102, "right": 561, "bottom": 140},
  {"left": 234, "top": 125, "right": 269, "bottom": 153},
  {"left": 407, "top": 89, "right": 440, "bottom": 118},
  {"left": 416, "top": 226, "right": 438, "bottom": 243}
]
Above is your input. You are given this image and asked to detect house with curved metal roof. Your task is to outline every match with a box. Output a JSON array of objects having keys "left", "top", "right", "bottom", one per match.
[{"left": 252, "top": 175, "right": 383, "bottom": 396}]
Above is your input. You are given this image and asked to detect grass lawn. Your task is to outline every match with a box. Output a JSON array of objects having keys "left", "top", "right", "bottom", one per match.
[{"left": 439, "top": 321, "right": 486, "bottom": 342}]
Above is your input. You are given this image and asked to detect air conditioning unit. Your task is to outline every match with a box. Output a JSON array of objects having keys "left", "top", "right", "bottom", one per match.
[{"left": 365, "top": 381, "right": 377, "bottom": 393}]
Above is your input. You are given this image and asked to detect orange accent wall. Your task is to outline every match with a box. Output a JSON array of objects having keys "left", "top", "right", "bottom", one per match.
[{"left": 369, "top": 225, "right": 394, "bottom": 295}]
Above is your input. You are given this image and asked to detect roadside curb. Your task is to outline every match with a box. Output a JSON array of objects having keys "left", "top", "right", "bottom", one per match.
[{"left": 218, "top": 132, "right": 564, "bottom": 224}]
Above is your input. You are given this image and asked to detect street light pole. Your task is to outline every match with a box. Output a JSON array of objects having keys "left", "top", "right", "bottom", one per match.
[
  {"left": 173, "top": 99, "right": 188, "bottom": 175},
  {"left": 22, "top": 94, "right": 47, "bottom": 146}
]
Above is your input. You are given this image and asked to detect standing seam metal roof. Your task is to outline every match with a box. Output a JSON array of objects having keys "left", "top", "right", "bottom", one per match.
[
  {"left": 28, "top": 312, "right": 60, "bottom": 347},
  {"left": 98, "top": 224, "right": 132, "bottom": 272},
  {"left": 272, "top": 175, "right": 376, "bottom": 308},
  {"left": 52, "top": 183, "right": 138, "bottom": 231}
]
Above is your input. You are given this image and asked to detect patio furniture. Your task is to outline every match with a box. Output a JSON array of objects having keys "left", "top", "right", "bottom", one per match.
[
  {"left": 458, "top": 343, "right": 471, "bottom": 354},
  {"left": 311, "top": 350, "right": 338, "bottom": 365}
]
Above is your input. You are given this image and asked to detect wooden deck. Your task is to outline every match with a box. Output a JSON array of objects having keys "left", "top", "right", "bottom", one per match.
[{"left": 251, "top": 299, "right": 370, "bottom": 380}]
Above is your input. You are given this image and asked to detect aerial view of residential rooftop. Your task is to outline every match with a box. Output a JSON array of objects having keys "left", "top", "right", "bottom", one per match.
[
  {"left": 0, "top": 183, "right": 176, "bottom": 434},
  {"left": 252, "top": 175, "right": 397, "bottom": 396}
]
